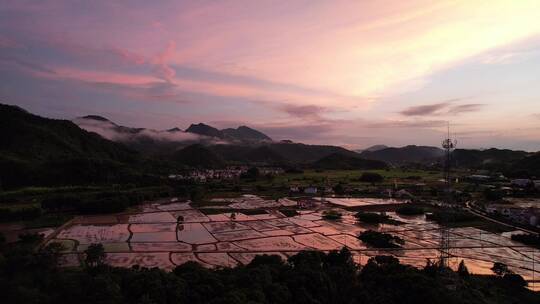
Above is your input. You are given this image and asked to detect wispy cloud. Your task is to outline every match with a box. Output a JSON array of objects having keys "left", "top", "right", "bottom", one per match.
[
  {"left": 152, "top": 41, "right": 176, "bottom": 83},
  {"left": 447, "top": 104, "right": 484, "bottom": 115},
  {"left": 400, "top": 102, "right": 449, "bottom": 116},
  {"left": 279, "top": 104, "right": 327, "bottom": 119},
  {"left": 364, "top": 119, "right": 448, "bottom": 129},
  {"left": 400, "top": 100, "right": 484, "bottom": 117}
]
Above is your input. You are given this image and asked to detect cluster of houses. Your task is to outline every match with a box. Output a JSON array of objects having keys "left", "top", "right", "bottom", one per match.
[
  {"left": 168, "top": 166, "right": 284, "bottom": 182},
  {"left": 169, "top": 169, "right": 244, "bottom": 182},
  {"left": 288, "top": 184, "right": 415, "bottom": 200},
  {"left": 511, "top": 178, "right": 540, "bottom": 189},
  {"left": 466, "top": 172, "right": 540, "bottom": 193},
  {"left": 484, "top": 204, "right": 540, "bottom": 228},
  {"left": 289, "top": 186, "right": 332, "bottom": 195}
]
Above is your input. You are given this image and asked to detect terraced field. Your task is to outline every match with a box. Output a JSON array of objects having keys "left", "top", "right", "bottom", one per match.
[{"left": 47, "top": 196, "right": 540, "bottom": 290}]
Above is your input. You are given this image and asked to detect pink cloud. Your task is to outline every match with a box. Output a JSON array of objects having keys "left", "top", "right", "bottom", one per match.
[
  {"left": 0, "top": 35, "right": 23, "bottom": 49},
  {"left": 152, "top": 41, "right": 176, "bottom": 83}
]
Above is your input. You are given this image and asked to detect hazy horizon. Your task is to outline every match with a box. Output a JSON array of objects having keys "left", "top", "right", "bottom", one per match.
[{"left": 1, "top": 1, "right": 540, "bottom": 151}]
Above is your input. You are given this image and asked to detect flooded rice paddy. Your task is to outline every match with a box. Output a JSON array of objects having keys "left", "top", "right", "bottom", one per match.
[{"left": 47, "top": 195, "right": 540, "bottom": 289}]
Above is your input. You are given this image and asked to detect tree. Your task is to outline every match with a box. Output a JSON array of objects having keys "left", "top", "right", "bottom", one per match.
[
  {"left": 483, "top": 188, "right": 503, "bottom": 201},
  {"left": 85, "top": 243, "right": 106, "bottom": 268},
  {"left": 189, "top": 186, "right": 206, "bottom": 202},
  {"left": 491, "top": 262, "right": 511, "bottom": 276},
  {"left": 242, "top": 167, "right": 260, "bottom": 180},
  {"left": 37, "top": 242, "right": 65, "bottom": 270},
  {"left": 359, "top": 172, "right": 383, "bottom": 184},
  {"left": 322, "top": 210, "right": 342, "bottom": 220},
  {"left": 333, "top": 183, "right": 345, "bottom": 195},
  {"left": 358, "top": 230, "right": 404, "bottom": 248},
  {"left": 396, "top": 205, "right": 425, "bottom": 216},
  {"left": 458, "top": 260, "right": 469, "bottom": 277},
  {"left": 503, "top": 273, "right": 527, "bottom": 288}
]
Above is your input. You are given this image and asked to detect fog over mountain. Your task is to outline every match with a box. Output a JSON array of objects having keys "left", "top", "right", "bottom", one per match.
[{"left": 74, "top": 116, "right": 203, "bottom": 143}]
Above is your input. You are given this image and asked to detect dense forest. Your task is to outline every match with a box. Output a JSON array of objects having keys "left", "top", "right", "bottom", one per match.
[{"left": 1, "top": 235, "right": 538, "bottom": 304}]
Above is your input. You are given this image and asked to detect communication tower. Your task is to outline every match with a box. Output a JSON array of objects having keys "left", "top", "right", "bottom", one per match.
[{"left": 440, "top": 123, "right": 457, "bottom": 268}]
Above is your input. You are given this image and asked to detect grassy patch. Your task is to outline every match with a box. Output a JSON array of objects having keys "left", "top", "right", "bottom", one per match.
[{"left": 24, "top": 213, "right": 73, "bottom": 229}]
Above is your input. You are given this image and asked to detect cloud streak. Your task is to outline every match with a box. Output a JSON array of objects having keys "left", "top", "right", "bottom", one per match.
[
  {"left": 400, "top": 100, "right": 484, "bottom": 117},
  {"left": 399, "top": 102, "right": 449, "bottom": 116}
]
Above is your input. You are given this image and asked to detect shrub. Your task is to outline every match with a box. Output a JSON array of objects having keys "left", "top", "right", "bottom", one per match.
[
  {"left": 503, "top": 273, "right": 527, "bottom": 288},
  {"left": 359, "top": 172, "right": 383, "bottom": 183},
  {"left": 0, "top": 206, "right": 42, "bottom": 222},
  {"left": 322, "top": 210, "right": 342, "bottom": 220},
  {"left": 426, "top": 209, "right": 476, "bottom": 224},
  {"left": 511, "top": 234, "right": 540, "bottom": 249},
  {"left": 355, "top": 212, "right": 401, "bottom": 225},
  {"left": 358, "top": 230, "right": 404, "bottom": 248},
  {"left": 396, "top": 205, "right": 425, "bottom": 216}
]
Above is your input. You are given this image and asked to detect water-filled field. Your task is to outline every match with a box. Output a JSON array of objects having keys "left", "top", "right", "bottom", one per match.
[{"left": 48, "top": 195, "right": 539, "bottom": 289}]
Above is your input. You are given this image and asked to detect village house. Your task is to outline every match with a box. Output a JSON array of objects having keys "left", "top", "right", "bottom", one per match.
[
  {"left": 485, "top": 204, "right": 540, "bottom": 227},
  {"left": 511, "top": 179, "right": 533, "bottom": 188},
  {"left": 304, "top": 187, "right": 318, "bottom": 195}
]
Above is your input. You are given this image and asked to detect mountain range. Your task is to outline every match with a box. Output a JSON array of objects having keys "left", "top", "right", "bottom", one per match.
[
  {"left": 74, "top": 114, "right": 362, "bottom": 164},
  {"left": 1, "top": 103, "right": 539, "bottom": 189},
  {"left": 76, "top": 116, "right": 271, "bottom": 143},
  {"left": 0, "top": 104, "right": 377, "bottom": 188}
]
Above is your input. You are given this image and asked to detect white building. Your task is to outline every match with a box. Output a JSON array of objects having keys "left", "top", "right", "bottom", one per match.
[
  {"left": 511, "top": 179, "right": 533, "bottom": 188},
  {"left": 304, "top": 187, "right": 318, "bottom": 195}
]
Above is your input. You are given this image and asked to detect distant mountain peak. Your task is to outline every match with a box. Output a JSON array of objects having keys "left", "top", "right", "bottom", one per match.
[
  {"left": 184, "top": 123, "right": 272, "bottom": 142},
  {"left": 222, "top": 125, "right": 272, "bottom": 142},
  {"left": 363, "top": 144, "right": 389, "bottom": 152},
  {"left": 80, "top": 115, "right": 111, "bottom": 122},
  {"left": 186, "top": 123, "right": 224, "bottom": 138},
  {"left": 167, "top": 127, "right": 182, "bottom": 132}
]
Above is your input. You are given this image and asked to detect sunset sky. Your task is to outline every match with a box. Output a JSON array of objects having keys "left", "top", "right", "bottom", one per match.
[{"left": 1, "top": 0, "right": 540, "bottom": 150}]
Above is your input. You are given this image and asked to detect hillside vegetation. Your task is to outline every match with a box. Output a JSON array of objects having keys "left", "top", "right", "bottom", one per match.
[
  {"left": 311, "top": 153, "right": 388, "bottom": 170},
  {"left": 0, "top": 104, "right": 142, "bottom": 189}
]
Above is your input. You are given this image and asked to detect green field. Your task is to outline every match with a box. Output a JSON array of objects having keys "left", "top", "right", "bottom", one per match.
[{"left": 236, "top": 168, "right": 444, "bottom": 189}]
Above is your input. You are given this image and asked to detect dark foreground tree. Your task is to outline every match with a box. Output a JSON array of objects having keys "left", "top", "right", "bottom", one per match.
[
  {"left": 84, "top": 243, "right": 106, "bottom": 268},
  {"left": 491, "top": 262, "right": 510, "bottom": 276},
  {"left": 458, "top": 260, "right": 469, "bottom": 277},
  {"left": 1, "top": 240, "right": 539, "bottom": 304}
]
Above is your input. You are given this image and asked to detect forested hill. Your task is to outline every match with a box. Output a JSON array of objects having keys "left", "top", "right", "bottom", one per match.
[
  {"left": 311, "top": 152, "right": 388, "bottom": 170},
  {"left": 0, "top": 104, "right": 136, "bottom": 162},
  {"left": 0, "top": 103, "right": 141, "bottom": 189},
  {"left": 359, "top": 145, "right": 444, "bottom": 165}
]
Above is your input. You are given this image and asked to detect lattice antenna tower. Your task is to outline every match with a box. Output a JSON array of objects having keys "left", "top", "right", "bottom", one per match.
[{"left": 440, "top": 122, "right": 457, "bottom": 268}]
